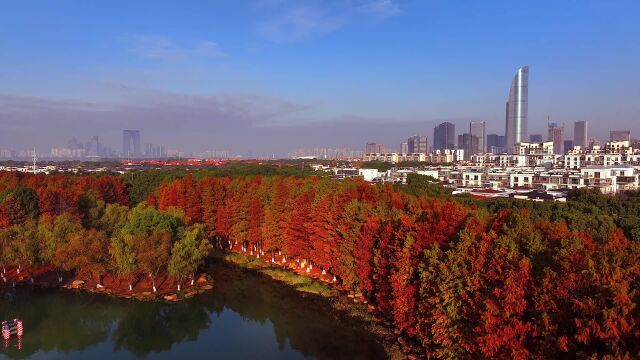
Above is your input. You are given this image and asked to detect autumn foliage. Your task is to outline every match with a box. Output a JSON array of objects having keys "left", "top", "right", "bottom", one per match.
[
  {"left": 153, "top": 175, "right": 640, "bottom": 358},
  {"left": 1, "top": 170, "right": 640, "bottom": 358}
]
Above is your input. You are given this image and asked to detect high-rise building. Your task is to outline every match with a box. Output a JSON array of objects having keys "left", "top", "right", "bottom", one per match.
[
  {"left": 365, "top": 142, "right": 384, "bottom": 154},
  {"left": 529, "top": 134, "right": 543, "bottom": 143},
  {"left": 86, "top": 136, "right": 101, "bottom": 158},
  {"left": 486, "top": 134, "right": 506, "bottom": 153},
  {"left": 574, "top": 121, "right": 588, "bottom": 148},
  {"left": 469, "top": 121, "right": 486, "bottom": 154},
  {"left": 548, "top": 122, "right": 565, "bottom": 155},
  {"left": 564, "top": 140, "right": 573, "bottom": 153},
  {"left": 505, "top": 66, "right": 529, "bottom": 152},
  {"left": 610, "top": 130, "right": 631, "bottom": 142},
  {"left": 458, "top": 133, "right": 478, "bottom": 160},
  {"left": 400, "top": 142, "right": 408, "bottom": 154},
  {"left": 123, "top": 130, "right": 141, "bottom": 158},
  {"left": 433, "top": 122, "right": 456, "bottom": 151},
  {"left": 407, "top": 135, "right": 428, "bottom": 154}
]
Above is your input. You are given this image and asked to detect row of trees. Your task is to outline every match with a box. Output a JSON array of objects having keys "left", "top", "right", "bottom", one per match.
[{"left": 153, "top": 175, "right": 640, "bottom": 358}]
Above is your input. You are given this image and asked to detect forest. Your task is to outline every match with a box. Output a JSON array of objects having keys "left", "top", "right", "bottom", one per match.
[{"left": 1, "top": 168, "right": 640, "bottom": 358}]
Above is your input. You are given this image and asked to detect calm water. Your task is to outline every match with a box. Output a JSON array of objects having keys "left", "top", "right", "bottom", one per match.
[{"left": 0, "top": 260, "right": 387, "bottom": 360}]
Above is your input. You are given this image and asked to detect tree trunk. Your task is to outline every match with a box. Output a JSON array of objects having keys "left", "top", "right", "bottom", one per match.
[
  {"left": 129, "top": 283, "right": 133, "bottom": 291},
  {"left": 177, "top": 283, "right": 181, "bottom": 292}
]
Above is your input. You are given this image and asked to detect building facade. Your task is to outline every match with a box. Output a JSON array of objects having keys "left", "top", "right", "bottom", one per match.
[
  {"left": 610, "top": 130, "right": 631, "bottom": 142},
  {"left": 123, "top": 130, "right": 141, "bottom": 158},
  {"left": 505, "top": 66, "right": 529, "bottom": 152},
  {"left": 470, "top": 121, "right": 486, "bottom": 154},
  {"left": 574, "top": 121, "right": 588, "bottom": 148},
  {"left": 365, "top": 142, "right": 384, "bottom": 154},
  {"left": 407, "top": 135, "right": 428, "bottom": 154},
  {"left": 548, "top": 123, "right": 565, "bottom": 155},
  {"left": 487, "top": 134, "right": 506, "bottom": 154},
  {"left": 433, "top": 122, "right": 456, "bottom": 151}
]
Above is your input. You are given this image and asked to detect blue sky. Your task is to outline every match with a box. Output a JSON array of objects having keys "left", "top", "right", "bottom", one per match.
[{"left": 1, "top": 0, "right": 639, "bottom": 155}]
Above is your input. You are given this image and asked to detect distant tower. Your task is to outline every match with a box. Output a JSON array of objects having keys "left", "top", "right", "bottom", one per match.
[
  {"left": 529, "top": 134, "right": 543, "bottom": 143},
  {"left": 469, "top": 121, "right": 486, "bottom": 154},
  {"left": 505, "top": 66, "right": 529, "bottom": 152},
  {"left": 548, "top": 122, "right": 565, "bottom": 155},
  {"left": 32, "top": 148, "right": 37, "bottom": 174},
  {"left": 610, "top": 130, "right": 631, "bottom": 142},
  {"left": 433, "top": 122, "right": 456, "bottom": 151},
  {"left": 407, "top": 135, "right": 428, "bottom": 154},
  {"left": 574, "top": 121, "right": 588, "bottom": 148},
  {"left": 123, "top": 130, "right": 141, "bottom": 158}
]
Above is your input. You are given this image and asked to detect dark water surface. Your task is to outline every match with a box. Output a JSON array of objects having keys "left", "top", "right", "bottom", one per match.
[{"left": 0, "top": 260, "right": 386, "bottom": 360}]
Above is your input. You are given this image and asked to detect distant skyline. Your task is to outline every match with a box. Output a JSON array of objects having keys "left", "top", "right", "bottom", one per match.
[{"left": 1, "top": 0, "right": 639, "bottom": 156}]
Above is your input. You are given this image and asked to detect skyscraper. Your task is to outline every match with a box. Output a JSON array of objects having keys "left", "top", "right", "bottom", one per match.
[
  {"left": 457, "top": 133, "right": 477, "bottom": 160},
  {"left": 433, "top": 122, "right": 455, "bottom": 151},
  {"left": 407, "top": 135, "right": 428, "bottom": 154},
  {"left": 505, "top": 66, "right": 529, "bottom": 152},
  {"left": 469, "top": 121, "right": 486, "bottom": 154},
  {"left": 365, "top": 142, "right": 384, "bottom": 154},
  {"left": 610, "top": 130, "right": 631, "bottom": 142},
  {"left": 564, "top": 140, "right": 573, "bottom": 153},
  {"left": 400, "top": 142, "right": 408, "bottom": 154},
  {"left": 574, "top": 121, "right": 588, "bottom": 148},
  {"left": 486, "top": 134, "right": 506, "bottom": 153},
  {"left": 529, "top": 134, "right": 543, "bottom": 143},
  {"left": 86, "top": 136, "right": 101, "bottom": 158},
  {"left": 548, "top": 122, "right": 565, "bottom": 155},
  {"left": 123, "top": 130, "right": 141, "bottom": 158}
]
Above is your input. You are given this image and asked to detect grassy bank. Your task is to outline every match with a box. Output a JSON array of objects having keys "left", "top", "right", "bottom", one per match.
[{"left": 211, "top": 250, "right": 412, "bottom": 360}]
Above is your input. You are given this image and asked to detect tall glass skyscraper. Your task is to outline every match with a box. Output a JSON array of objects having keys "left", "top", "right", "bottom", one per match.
[{"left": 505, "top": 66, "right": 529, "bottom": 152}]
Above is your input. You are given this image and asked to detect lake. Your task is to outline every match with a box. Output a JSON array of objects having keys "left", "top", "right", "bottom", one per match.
[{"left": 0, "top": 260, "right": 387, "bottom": 360}]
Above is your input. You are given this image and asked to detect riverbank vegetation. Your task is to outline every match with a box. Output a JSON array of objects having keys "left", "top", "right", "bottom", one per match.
[
  {"left": 0, "top": 172, "right": 211, "bottom": 297},
  {"left": 2, "top": 169, "right": 640, "bottom": 358}
]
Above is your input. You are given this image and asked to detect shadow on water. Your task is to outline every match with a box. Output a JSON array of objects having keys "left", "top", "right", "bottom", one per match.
[{"left": 0, "top": 259, "right": 387, "bottom": 360}]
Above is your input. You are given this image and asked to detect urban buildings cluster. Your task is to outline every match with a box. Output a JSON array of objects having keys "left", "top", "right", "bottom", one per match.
[
  {"left": 365, "top": 66, "right": 636, "bottom": 162},
  {"left": 288, "top": 147, "right": 364, "bottom": 160},
  {"left": 1, "top": 130, "right": 238, "bottom": 161},
  {"left": 359, "top": 66, "right": 639, "bottom": 195}
]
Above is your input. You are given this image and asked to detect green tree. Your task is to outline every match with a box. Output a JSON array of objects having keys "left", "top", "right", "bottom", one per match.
[
  {"left": 124, "top": 203, "right": 184, "bottom": 241},
  {"left": 168, "top": 225, "right": 212, "bottom": 291},
  {"left": 9, "top": 221, "right": 40, "bottom": 276},
  {"left": 97, "top": 203, "right": 130, "bottom": 236},
  {"left": 109, "top": 234, "right": 138, "bottom": 291}
]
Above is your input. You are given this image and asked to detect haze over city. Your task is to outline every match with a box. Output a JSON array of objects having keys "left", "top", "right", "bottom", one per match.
[{"left": 1, "top": 0, "right": 639, "bottom": 157}]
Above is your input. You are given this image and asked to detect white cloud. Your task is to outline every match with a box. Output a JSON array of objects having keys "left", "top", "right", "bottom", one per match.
[
  {"left": 253, "top": 0, "right": 401, "bottom": 43},
  {"left": 122, "top": 34, "right": 224, "bottom": 61}
]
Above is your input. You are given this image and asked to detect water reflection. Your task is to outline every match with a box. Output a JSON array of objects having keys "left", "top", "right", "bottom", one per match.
[{"left": 0, "top": 260, "right": 386, "bottom": 360}]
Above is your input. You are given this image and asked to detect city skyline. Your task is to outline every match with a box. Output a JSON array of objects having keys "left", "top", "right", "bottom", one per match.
[{"left": 1, "top": 1, "right": 639, "bottom": 157}]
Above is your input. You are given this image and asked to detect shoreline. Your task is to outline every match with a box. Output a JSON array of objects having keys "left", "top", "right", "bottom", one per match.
[
  {"left": 212, "top": 250, "right": 423, "bottom": 360},
  {"left": 0, "top": 265, "right": 213, "bottom": 302}
]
